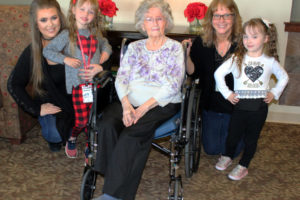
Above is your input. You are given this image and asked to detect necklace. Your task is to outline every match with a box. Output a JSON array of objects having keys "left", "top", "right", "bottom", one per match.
[
  {"left": 216, "top": 41, "right": 231, "bottom": 56},
  {"left": 42, "top": 35, "right": 54, "bottom": 41}
]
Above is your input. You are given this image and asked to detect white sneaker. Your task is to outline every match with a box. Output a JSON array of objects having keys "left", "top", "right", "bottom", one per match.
[
  {"left": 215, "top": 156, "right": 232, "bottom": 171},
  {"left": 228, "top": 164, "right": 248, "bottom": 180}
]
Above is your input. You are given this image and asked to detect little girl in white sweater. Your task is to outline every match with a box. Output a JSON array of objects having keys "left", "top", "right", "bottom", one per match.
[{"left": 214, "top": 18, "right": 288, "bottom": 180}]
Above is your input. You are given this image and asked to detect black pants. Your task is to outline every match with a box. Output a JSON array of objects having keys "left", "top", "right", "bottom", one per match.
[
  {"left": 94, "top": 102, "right": 180, "bottom": 200},
  {"left": 224, "top": 101, "right": 268, "bottom": 168}
]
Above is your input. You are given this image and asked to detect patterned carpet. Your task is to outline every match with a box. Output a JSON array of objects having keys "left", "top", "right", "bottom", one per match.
[{"left": 0, "top": 122, "right": 299, "bottom": 200}]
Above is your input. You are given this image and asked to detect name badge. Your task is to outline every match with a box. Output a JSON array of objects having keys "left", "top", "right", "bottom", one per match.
[{"left": 82, "top": 85, "right": 93, "bottom": 103}]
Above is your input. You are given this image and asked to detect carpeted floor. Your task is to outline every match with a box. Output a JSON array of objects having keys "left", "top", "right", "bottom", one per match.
[{"left": 0, "top": 122, "right": 299, "bottom": 200}]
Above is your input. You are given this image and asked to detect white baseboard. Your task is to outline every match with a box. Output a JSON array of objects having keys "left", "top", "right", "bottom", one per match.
[{"left": 266, "top": 104, "right": 300, "bottom": 124}]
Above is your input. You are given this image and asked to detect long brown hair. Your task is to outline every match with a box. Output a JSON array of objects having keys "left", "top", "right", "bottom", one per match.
[
  {"left": 67, "top": 0, "right": 103, "bottom": 55},
  {"left": 234, "top": 18, "right": 279, "bottom": 76},
  {"left": 202, "top": 0, "right": 242, "bottom": 47},
  {"left": 29, "top": 0, "right": 67, "bottom": 96}
]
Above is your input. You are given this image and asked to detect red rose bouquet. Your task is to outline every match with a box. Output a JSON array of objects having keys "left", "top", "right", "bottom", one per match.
[
  {"left": 98, "top": 0, "right": 119, "bottom": 17},
  {"left": 184, "top": 2, "right": 208, "bottom": 22}
]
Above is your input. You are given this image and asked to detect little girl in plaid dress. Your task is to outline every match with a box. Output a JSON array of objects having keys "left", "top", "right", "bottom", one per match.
[{"left": 43, "top": 0, "right": 112, "bottom": 158}]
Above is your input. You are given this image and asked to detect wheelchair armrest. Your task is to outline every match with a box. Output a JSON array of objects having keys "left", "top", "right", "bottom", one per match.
[{"left": 93, "top": 70, "right": 113, "bottom": 88}]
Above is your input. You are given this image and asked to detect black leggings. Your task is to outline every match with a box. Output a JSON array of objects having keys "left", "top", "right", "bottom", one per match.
[{"left": 224, "top": 102, "right": 268, "bottom": 168}]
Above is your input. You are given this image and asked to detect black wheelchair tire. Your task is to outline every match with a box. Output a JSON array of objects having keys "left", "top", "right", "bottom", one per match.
[
  {"left": 191, "top": 88, "right": 201, "bottom": 173},
  {"left": 80, "top": 168, "right": 97, "bottom": 200},
  {"left": 184, "top": 84, "right": 195, "bottom": 178},
  {"left": 184, "top": 84, "right": 201, "bottom": 178}
]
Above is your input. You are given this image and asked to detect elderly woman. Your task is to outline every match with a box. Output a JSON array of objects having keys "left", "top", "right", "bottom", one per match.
[
  {"left": 184, "top": 0, "right": 244, "bottom": 156},
  {"left": 92, "top": 0, "right": 185, "bottom": 199},
  {"left": 7, "top": 0, "right": 73, "bottom": 152}
]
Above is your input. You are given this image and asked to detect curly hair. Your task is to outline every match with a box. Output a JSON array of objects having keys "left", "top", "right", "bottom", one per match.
[
  {"left": 202, "top": 0, "right": 242, "bottom": 47},
  {"left": 233, "top": 18, "right": 279, "bottom": 77},
  {"left": 67, "top": 0, "right": 103, "bottom": 55},
  {"left": 135, "top": 0, "right": 174, "bottom": 36},
  {"left": 29, "top": 0, "right": 67, "bottom": 96}
]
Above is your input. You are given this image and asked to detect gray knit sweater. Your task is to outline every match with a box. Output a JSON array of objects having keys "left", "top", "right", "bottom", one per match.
[{"left": 43, "top": 29, "right": 112, "bottom": 93}]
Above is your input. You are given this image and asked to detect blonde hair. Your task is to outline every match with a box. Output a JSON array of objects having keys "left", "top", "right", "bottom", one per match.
[
  {"left": 234, "top": 18, "right": 279, "bottom": 76},
  {"left": 67, "top": 0, "right": 103, "bottom": 55},
  {"left": 202, "top": 0, "right": 242, "bottom": 47},
  {"left": 29, "top": 0, "right": 67, "bottom": 96}
]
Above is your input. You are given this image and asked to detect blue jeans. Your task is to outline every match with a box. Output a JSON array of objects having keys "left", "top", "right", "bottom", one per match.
[
  {"left": 38, "top": 115, "right": 62, "bottom": 143},
  {"left": 202, "top": 110, "right": 243, "bottom": 157}
]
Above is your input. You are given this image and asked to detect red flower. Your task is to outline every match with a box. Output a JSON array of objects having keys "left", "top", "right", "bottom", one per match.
[
  {"left": 184, "top": 2, "right": 208, "bottom": 22},
  {"left": 98, "top": 0, "right": 119, "bottom": 17}
]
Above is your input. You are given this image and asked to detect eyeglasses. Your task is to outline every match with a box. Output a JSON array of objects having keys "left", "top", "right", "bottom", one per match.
[
  {"left": 212, "top": 13, "right": 234, "bottom": 20},
  {"left": 144, "top": 17, "right": 164, "bottom": 23}
]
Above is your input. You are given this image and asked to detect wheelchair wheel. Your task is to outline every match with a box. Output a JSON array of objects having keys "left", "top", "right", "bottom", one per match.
[
  {"left": 168, "top": 176, "right": 183, "bottom": 200},
  {"left": 80, "top": 168, "right": 97, "bottom": 200},
  {"left": 184, "top": 84, "right": 202, "bottom": 178}
]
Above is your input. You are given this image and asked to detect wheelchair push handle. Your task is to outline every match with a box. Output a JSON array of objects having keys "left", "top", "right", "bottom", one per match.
[{"left": 93, "top": 70, "right": 113, "bottom": 88}]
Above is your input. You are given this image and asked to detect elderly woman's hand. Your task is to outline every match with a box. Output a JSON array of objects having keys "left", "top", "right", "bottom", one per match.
[
  {"left": 121, "top": 96, "right": 136, "bottom": 127},
  {"left": 134, "top": 104, "right": 149, "bottom": 124},
  {"left": 134, "top": 98, "right": 158, "bottom": 124},
  {"left": 79, "top": 64, "right": 103, "bottom": 82}
]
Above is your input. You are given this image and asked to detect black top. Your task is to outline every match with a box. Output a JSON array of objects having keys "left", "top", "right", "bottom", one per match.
[
  {"left": 7, "top": 45, "right": 74, "bottom": 142},
  {"left": 190, "top": 36, "right": 236, "bottom": 114}
]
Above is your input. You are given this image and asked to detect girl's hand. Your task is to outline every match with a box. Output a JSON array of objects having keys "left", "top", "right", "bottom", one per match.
[
  {"left": 40, "top": 103, "right": 61, "bottom": 116},
  {"left": 227, "top": 93, "right": 239, "bottom": 105},
  {"left": 79, "top": 64, "right": 103, "bottom": 81},
  {"left": 264, "top": 92, "right": 274, "bottom": 103},
  {"left": 121, "top": 96, "right": 136, "bottom": 127},
  {"left": 64, "top": 57, "right": 81, "bottom": 68}
]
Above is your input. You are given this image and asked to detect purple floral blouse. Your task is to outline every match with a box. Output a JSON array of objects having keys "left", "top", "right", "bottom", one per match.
[{"left": 115, "top": 38, "right": 185, "bottom": 107}]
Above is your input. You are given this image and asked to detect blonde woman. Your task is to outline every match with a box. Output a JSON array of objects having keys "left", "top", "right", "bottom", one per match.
[{"left": 184, "top": 0, "right": 244, "bottom": 157}]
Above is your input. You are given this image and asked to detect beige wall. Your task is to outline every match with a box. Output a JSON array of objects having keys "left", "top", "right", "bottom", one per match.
[
  {"left": 291, "top": 0, "right": 300, "bottom": 21},
  {"left": 0, "top": 0, "right": 31, "bottom": 4},
  {"left": 58, "top": 0, "right": 299, "bottom": 124},
  {"left": 58, "top": 0, "right": 292, "bottom": 65},
  {"left": 2, "top": 0, "right": 299, "bottom": 123}
]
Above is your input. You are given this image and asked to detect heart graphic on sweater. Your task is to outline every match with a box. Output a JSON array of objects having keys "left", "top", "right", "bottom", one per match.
[
  {"left": 77, "top": 35, "right": 98, "bottom": 58},
  {"left": 244, "top": 65, "right": 264, "bottom": 82}
]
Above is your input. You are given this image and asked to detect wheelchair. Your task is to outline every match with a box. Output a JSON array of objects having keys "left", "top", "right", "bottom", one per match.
[{"left": 80, "top": 38, "right": 202, "bottom": 200}]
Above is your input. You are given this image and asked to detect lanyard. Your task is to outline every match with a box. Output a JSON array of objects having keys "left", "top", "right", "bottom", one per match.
[{"left": 77, "top": 31, "right": 93, "bottom": 70}]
